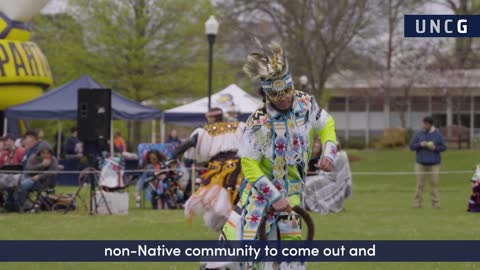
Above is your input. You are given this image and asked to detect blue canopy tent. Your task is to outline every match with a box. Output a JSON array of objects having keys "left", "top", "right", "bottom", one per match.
[
  {"left": 4, "top": 74, "right": 163, "bottom": 185},
  {"left": 4, "top": 74, "right": 162, "bottom": 120}
]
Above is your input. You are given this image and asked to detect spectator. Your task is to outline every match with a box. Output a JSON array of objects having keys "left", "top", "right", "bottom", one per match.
[
  {"left": 409, "top": 116, "right": 447, "bottom": 208},
  {"left": 0, "top": 134, "right": 25, "bottom": 167},
  {"left": 135, "top": 150, "right": 167, "bottom": 208},
  {"left": 15, "top": 138, "right": 22, "bottom": 148},
  {"left": 64, "top": 126, "right": 82, "bottom": 157},
  {"left": 166, "top": 129, "right": 182, "bottom": 146},
  {"left": 16, "top": 144, "right": 58, "bottom": 212},
  {"left": 22, "top": 130, "right": 50, "bottom": 166},
  {"left": 35, "top": 129, "right": 45, "bottom": 141},
  {"left": 113, "top": 131, "right": 127, "bottom": 153}
]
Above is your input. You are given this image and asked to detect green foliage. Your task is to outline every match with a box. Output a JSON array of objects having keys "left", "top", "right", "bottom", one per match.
[
  {"left": 31, "top": 13, "right": 90, "bottom": 85},
  {"left": 30, "top": 0, "right": 237, "bottom": 145},
  {"left": 61, "top": 0, "right": 234, "bottom": 101}
]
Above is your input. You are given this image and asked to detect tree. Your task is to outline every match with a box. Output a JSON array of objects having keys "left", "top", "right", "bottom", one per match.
[
  {"left": 31, "top": 13, "right": 91, "bottom": 85},
  {"left": 32, "top": 0, "right": 236, "bottom": 144},
  {"left": 434, "top": 0, "right": 480, "bottom": 68},
  {"left": 218, "top": 0, "right": 372, "bottom": 101},
  {"left": 360, "top": 0, "right": 436, "bottom": 128}
]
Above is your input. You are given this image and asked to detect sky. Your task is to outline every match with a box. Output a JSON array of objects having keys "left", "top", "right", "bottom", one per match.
[
  {"left": 40, "top": 0, "right": 452, "bottom": 15},
  {"left": 40, "top": 0, "right": 67, "bottom": 15}
]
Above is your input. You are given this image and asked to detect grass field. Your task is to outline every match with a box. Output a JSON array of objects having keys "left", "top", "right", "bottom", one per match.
[{"left": 1, "top": 149, "right": 479, "bottom": 270}]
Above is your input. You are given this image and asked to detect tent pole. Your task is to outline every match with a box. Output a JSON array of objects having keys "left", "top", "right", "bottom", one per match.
[
  {"left": 151, "top": 120, "right": 156, "bottom": 143},
  {"left": 2, "top": 117, "right": 7, "bottom": 136},
  {"left": 110, "top": 120, "right": 114, "bottom": 155},
  {"left": 57, "top": 121, "right": 62, "bottom": 160},
  {"left": 160, "top": 115, "right": 165, "bottom": 143}
]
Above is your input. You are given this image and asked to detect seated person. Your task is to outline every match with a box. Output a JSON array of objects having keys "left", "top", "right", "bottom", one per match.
[
  {"left": 16, "top": 144, "right": 58, "bottom": 212},
  {"left": 135, "top": 150, "right": 166, "bottom": 208},
  {"left": 0, "top": 134, "right": 25, "bottom": 167},
  {"left": 21, "top": 130, "right": 50, "bottom": 166}
]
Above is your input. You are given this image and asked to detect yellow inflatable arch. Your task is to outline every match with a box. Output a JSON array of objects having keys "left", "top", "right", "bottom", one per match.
[{"left": 0, "top": 0, "right": 53, "bottom": 135}]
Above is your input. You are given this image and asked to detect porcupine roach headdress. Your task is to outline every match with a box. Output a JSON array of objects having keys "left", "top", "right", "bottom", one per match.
[{"left": 243, "top": 40, "right": 294, "bottom": 94}]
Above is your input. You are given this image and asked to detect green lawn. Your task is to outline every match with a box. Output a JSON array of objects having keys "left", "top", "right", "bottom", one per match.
[{"left": 1, "top": 149, "right": 479, "bottom": 270}]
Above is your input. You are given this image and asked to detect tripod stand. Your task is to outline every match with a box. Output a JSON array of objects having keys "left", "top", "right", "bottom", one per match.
[{"left": 65, "top": 167, "right": 112, "bottom": 215}]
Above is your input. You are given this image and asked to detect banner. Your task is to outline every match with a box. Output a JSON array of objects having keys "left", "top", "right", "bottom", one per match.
[{"left": 0, "top": 240, "right": 480, "bottom": 262}]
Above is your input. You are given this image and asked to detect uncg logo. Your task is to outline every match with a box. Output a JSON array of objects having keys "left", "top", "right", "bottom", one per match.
[
  {"left": 415, "top": 19, "right": 467, "bottom": 34},
  {"left": 404, "top": 15, "right": 478, "bottom": 37}
]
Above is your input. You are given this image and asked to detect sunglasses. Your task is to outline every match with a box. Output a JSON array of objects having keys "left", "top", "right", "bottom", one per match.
[{"left": 265, "top": 86, "right": 295, "bottom": 102}]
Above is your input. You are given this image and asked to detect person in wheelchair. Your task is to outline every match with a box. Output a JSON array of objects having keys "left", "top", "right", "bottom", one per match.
[
  {"left": 159, "top": 159, "right": 185, "bottom": 209},
  {"left": 136, "top": 150, "right": 184, "bottom": 209},
  {"left": 135, "top": 150, "right": 166, "bottom": 208},
  {"left": 16, "top": 144, "right": 58, "bottom": 212}
]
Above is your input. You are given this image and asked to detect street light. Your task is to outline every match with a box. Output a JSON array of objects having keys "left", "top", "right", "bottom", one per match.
[
  {"left": 205, "top": 15, "right": 219, "bottom": 110},
  {"left": 299, "top": 75, "right": 308, "bottom": 92}
]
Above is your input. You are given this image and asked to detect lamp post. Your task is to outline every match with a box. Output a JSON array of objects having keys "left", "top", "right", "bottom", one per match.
[
  {"left": 205, "top": 15, "right": 219, "bottom": 110},
  {"left": 299, "top": 75, "right": 308, "bottom": 92}
]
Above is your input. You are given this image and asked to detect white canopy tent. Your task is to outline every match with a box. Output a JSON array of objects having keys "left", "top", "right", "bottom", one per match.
[{"left": 161, "top": 84, "right": 261, "bottom": 141}]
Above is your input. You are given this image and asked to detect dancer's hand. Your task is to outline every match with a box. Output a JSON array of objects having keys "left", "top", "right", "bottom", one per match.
[
  {"left": 272, "top": 197, "right": 292, "bottom": 212},
  {"left": 317, "top": 157, "right": 334, "bottom": 172}
]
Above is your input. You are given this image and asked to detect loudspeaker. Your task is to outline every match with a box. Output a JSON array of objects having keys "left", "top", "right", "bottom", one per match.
[{"left": 77, "top": 89, "right": 112, "bottom": 142}]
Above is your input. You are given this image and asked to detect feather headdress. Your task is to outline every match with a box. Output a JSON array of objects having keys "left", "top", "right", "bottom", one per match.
[{"left": 243, "top": 40, "right": 289, "bottom": 81}]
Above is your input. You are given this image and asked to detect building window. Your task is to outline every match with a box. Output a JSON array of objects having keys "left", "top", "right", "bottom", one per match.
[
  {"left": 328, "top": 97, "right": 346, "bottom": 111},
  {"left": 349, "top": 96, "right": 366, "bottom": 112},
  {"left": 369, "top": 96, "right": 384, "bottom": 112},
  {"left": 475, "top": 96, "right": 480, "bottom": 109},
  {"left": 390, "top": 97, "right": 408, "bottom": 112},
  {"left": 432, "top": 113, "right": 446, "bottom": 127},
  {"left": 411, "top": 97, "right": 429, "bottom": 112},
  {"left": 431, "top": 96, "right": 446, "bottom": 112},
  {"left": 452, "top": 96, "right": 471, "bottom": 113}
]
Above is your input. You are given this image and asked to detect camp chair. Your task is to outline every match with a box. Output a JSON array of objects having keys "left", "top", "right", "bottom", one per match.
[
  {"left": 0, "top": 165, "right": 23, "bottom": 210},
  {"left": 26, "top": 165, "right": 64, "bottom": 213}
]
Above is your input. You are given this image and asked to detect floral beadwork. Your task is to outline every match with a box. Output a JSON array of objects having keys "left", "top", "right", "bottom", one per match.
[
  {"left": 253, "top": 176, "right": 282, "bottom": 203},
  {"left": 274, "top": 136, "right": 286, "bottom": 156},
  {"left": 247, "top": 210, "right": 262, "bottom": 227},
  {"left": 254, "top": 194, "right": 267, "bottom": 207},
  {"left": 292, "top": 134, "right": 301, "bottom": 152}
]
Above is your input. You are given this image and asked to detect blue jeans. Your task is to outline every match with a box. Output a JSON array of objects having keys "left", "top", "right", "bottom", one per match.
[
  {"left": 15, "top": 176, "right": 42, "bottom": 211},
  {"left": 136, "top": 174, "right": 148, "bottom": 192}
]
